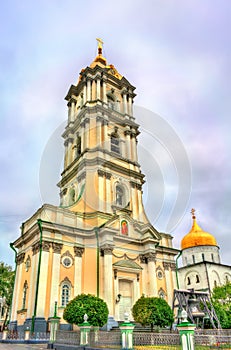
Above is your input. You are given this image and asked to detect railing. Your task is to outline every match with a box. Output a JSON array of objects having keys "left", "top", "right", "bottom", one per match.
[
  {"left": 0, "top": 330, "right": 49, "bottom": 342},
  {"left": 55, "top": 330, "right": 80, "bottom": 345}
]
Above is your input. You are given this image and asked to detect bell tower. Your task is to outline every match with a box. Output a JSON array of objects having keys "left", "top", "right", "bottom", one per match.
[{"left": 58, "top": 39, "right": 149, "bottom": 227}]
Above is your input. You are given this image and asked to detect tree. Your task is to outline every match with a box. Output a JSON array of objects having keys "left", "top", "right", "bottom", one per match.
[
  {"left": 0, "top": 262, "right": 15, "bottom": 330},
  {"left": 211, "top": 282, "right": 231, "bottom": 329},
  {"left": 132, "top": 295, "right": 174, "bottom": 330},
  {"left": 63, "top": 294, "right": 109, "bottom": 327}
]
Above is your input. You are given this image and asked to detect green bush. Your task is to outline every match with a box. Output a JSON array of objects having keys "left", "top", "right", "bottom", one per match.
[
  {"left": 132, "top": 295, "right": 174, "bottom": 329},
  {"left": 63, "top": 293, "right": 109, "bottom": 327}
]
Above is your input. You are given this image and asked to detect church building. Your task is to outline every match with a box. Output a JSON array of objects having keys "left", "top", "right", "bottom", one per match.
[
  {"left": 10, "top": 40, "right": 179, "bottom": 332},
  {"left": 178, "top": 209, "right": 231, "bottom": 293}
]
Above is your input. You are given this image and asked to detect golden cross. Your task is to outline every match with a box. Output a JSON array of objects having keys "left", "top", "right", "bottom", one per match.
[{"left": 96, "top": 38, "right": 104, "bottom": 49}]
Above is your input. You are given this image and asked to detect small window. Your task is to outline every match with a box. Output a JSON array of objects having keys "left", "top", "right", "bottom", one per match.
[
  {"left": 76, "top": 136, "right": 81, "bottom": 157},
  {"left": 111, "top": 134, "right": 120, "bottom": 154},
  {"left": 187, "top": 277, "right": 191, "bottom": 285},
  {"left": 69, "top": 188, "right": 75, "bottom": 205},
  {"left": 157, "top": 270, "right": 163, "bottom": 279},
  {"left": 225, "top": 275, "right": 229, "bottom": 283},
  {"left": 192, "top": 255, "right": 195, "bottom": 264},
  {"left": 202, "top": 253, "right": 205, "bottom": 261},
  {"left": 214, "top": 280, "right": 217, "bottom": 288},
  {"left": 107, "top": 95, "right": 115, "bottom": 110},
  {"left": 211, "top": 253, "right": 214, "bottom": 262},
  {"left": 159, "top": 291, "right": 165, "bottom": 299},
  {"left": 116, "top": 185, "right": 124, "bottom": 206},
  {"left": 61, "top": 284, "right": 70, "bottom": 307},
  {"left": 196, "top": 274, "right": 200, "bottom": 283},
  {"left": 62, "top": 257, "right": 72, "bottom": 268}
]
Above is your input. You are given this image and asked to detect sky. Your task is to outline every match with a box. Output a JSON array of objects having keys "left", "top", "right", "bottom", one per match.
[{"left": 0, "top": 1, "right": 231, "bottom": 267}]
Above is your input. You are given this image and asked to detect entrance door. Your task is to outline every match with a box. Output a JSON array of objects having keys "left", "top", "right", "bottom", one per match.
[{"left": 118, "top": 280, "right": 133, "bottom": 320}]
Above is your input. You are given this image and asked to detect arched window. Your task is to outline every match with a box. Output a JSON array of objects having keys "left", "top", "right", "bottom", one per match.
[
  {"left": 187, "top": 277, "right": 191, "bottom": 285},
  {"left": 107, "top": 95, "right": 115, "bottom": 110},
  {"left": 111, "top": 134, "right": 120, "bottom": 154},
  {"left": 69, "top": 188, "right": 75, "bottom": 205},
  {"left": 196, "top": 274, "right": 200, "bottom": 283},
  {"left": 61, "top": 284, "right": 70, "bottom": 307},
  {"left": 76, "top": 136, "right": 81, "bottom": 157},
  {"left": 116, "top": 185, "right": 124, "bottom": 206}
]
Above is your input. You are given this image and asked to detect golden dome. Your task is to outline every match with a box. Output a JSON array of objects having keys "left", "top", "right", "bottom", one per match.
[{"left": 181, "top": 209, "right": 217, "bottom": 250}]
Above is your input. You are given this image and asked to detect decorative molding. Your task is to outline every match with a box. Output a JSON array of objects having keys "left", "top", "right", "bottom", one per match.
[
  {"left": 42, "top": 241, "right": 51, "bottom": 252},
  {"left": 52, "top": 242, "right": 63, "bottom": 254},
  {"left": 16, "top": 252, "right": 25, "bottom": 265},
  {"left": 32, "top": 242, "right": 40, "bottom": 255},
  {"left": 163, "top": 262, "right": 171, "bottom": 270},
  {"left": 60, "top": 276, "right": 74, "bottom": 288},
  {"left": 97, "top": 169, "right": 112, "bottom": 179},
  {"left": 74, "top": 246, "right": 85, "bottom": 257},
  {"left": 130, "top": 181, "right": 142, "bottom": 190},
  {"left": 112, "top": 252, "right": 138, "bottom": 261},
  {"left": 101, "top": 244, "right": 114, "bottom": 256},
  {"left": 139, "top": 252, "right": 156, "bottom": 263},
  {"left": 77, "top": 171, "right": 86, "bottom": 182},
  {"left": 170, "top": 262, "right": 176, "bottom": 271}
]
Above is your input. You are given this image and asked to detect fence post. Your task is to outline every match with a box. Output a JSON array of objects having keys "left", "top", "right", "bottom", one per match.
[
  {"left": 24, "top": 328, "right": 30, "bottom": 341},
  {"left": 79, "top": 314, "right": 91, "bottom": 346},
  {"left": 2, "top": 329, "right": 8, "bottom": 340},
  {"left": 48, "top": 301, "right": 61, "bottom": 349},
  {"left": 177, "top": 309, "right": 196, "bottom": 350},
  {"left": 119, "top": 312, "right": 135, "bottom": 350}
]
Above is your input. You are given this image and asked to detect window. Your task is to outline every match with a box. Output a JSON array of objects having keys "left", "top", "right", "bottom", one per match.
[
  {"left": 202, "top": 253, "right": 205, "bottom": 261},
  {"left": 196, "top": 274, "right": 200, "bottom": 283},
  {"left": 62, "top": 257, "right": 72, "bottom": 268},
  {"left": 116, "top": 185, "right": 124, "bottom": 206},
  {"left": 214, "top": 280, "right": 217, "bottom": 288},
  {"left": 61, "top": 284, "right": 70, "bottom": 307},
  {"left": 187, "top": 277, "right": 191, "bottom": 285},
  {"left": 192, "top": 255, "right": 195, "bottom": 264},
  {"left": 111, "top": 134, "right": 120, "bottom": 154},
  {"left": 211, "top": 253, "right": 214, "bottom": 262},
  {"left": 107, "top": 95, "right": 115, "bottom": 110},
  {"left": 69, "top": 188, "right": 75, "bottom": 205},
  {"left": 157, "top": 270, "right": 163, "bottom": 280},
  {"left": 76, "top": 136, "right": 81, "bottom": 157}
]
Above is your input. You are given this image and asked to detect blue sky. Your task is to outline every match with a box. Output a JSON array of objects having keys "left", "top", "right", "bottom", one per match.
[{"left": 1, "top": 1, "right": 231, "bottom": 266}]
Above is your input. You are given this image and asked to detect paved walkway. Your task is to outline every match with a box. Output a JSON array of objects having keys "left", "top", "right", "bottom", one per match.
[{"left": 0, "top": 344, "right": 48, "bottom": 350}]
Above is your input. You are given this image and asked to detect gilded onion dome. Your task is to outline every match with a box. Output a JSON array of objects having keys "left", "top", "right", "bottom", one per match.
[{"left": 181, "top": 209, "right": 217, "bottom": 250}]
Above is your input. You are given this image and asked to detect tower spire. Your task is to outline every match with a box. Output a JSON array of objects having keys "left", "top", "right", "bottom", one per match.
[{"left": 191, "top": 208, "right": 196, "bottom": 220}]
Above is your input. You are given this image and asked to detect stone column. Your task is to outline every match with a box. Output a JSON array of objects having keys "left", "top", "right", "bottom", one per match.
[
  {"left": 96, "top": 115, "right": 102, "bottom": 147},
  {"left": 83, "top": 83, "right": 87, "bottom": 104},
  {"left": 105, "top": 173, "right": 112, "bottom": 212},
  {"left": 96, "top": 79, "right": 101, "bottom": 100},
  {"left": 123, "top": 93, "right": 128, "bottom": 114},
  {"left": 11, "top": 253, "right": 25, "bottom": 321},
  {"left": 87, "top": 79, "right": 91, "bottom": 102},
  {"left": 163, "top": 262, "right": 173, "bottom": 305},
  {"left": 27, "top": 252, "right": 38, "bottom": 317},
  {"left": 36, "top": 242, "right": 51, "bottom": 317},
  {"left": 146, "top": 253, "right": 157, "bottom": 296},
  {"left": 74, "top": 246, "right": 85, "bottom": 296},
  {"left": 49, "top": 243, "right": 63, "bottom": 317},
  {"left": 124, "top": 130, "right": 131, "bottom": 159},
  {"left": 128, "top": 95, "right": 133, "bottom": 116},
  {"left": 84, "top": 117, "right": 90, "bottom": 149},
  {"left": 102, "top": 79, "right": 107, "bottom": 104},
  {"left": 70, "top": 98, "right": 76, "bottom": 124},
  {"left": 131, "top": 131, "right": 138, "bottom": 162},
  {"left": 103, "top": 119, "right": 109, "bottom": 151},
  {"left": 101, "top": 244, "right": 114, "bottom": 315}
]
